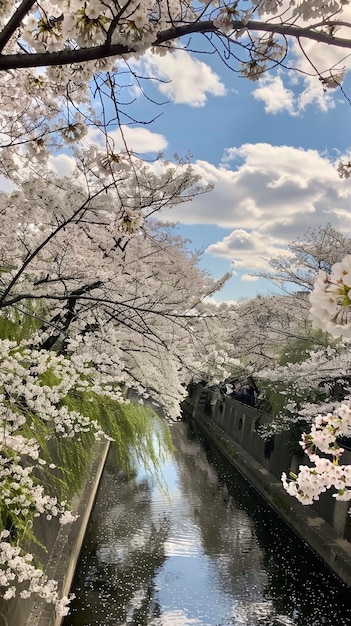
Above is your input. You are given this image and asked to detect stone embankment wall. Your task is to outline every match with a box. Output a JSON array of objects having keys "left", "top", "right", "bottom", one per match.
[
  {"left": 0, "top": 440, "right": 110, "bottom": 626},
  {"left": 182, "top": 383, "right": 351, "bottom": 588}
]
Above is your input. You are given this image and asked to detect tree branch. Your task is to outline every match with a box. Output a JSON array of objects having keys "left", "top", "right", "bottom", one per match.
[
  {"left": 0, "top": 0, "right": 37, "bottom": 54},
  {"left": 40, "top": 280, "right": 103, "bottom": 349},
  {"left": 1, "top": 19, "right": 351, "bottom": 71},
  {"left": 0, "top": 180, "right": 118, "bottom": 306}
]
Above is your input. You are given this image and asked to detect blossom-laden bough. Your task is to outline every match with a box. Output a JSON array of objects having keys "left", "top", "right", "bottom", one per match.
[
  {"left": 283, "top": 254, "right": 351, "bottom": 508},
  {"left": 0, "top": 151, "right": 237, "bottom": 614},
  {"left": 1, "top": 0, "right": 351, "bottom": 75},
  {"left": 0, "top": 337, "right": 116, "bottom": 615},
  {"left": 0, "top": 153, "right": 235, "bottom": 417}
]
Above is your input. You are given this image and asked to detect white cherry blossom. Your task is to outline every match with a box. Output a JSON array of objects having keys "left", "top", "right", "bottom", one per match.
[
  {"left": 282, "top": 404, "right": 351, "bottom": 505},
  {"left": 0, "top": 0, "right": 350, "bottom": 164},
  {"left": 2, "top": 0, "right": 351, "bottom": 611},
  {"left": 310, "top": 255, "right": 351, "bottom": 337}
]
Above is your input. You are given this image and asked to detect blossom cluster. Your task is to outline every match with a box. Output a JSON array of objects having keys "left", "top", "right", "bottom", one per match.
[
  {"left": 0, "top": 0, "right": 348, "bottom": 95},
  {"left": 309, "top": 255, "right": 351, "bottom": 337},
  {"left": 20, "top": 0, "right": 183, "bottom": 55},
  {"left": 0, "top": 336, "right": 121, "bottom": 611},
  {"left": 0, "top": 531, "right": 72, "bottom": 615},
  {"left": 282, "top": 404, "right": 351, "bottom": 504}
]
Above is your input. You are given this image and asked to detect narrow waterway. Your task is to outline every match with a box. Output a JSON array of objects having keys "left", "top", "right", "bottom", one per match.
[{"left": 64, "top": 419, "right": 351, "bottom": 626}]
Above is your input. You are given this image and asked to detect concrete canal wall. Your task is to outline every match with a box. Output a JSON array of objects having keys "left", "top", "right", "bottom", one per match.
[
  {"left": 182, "top": 383, "right": 351, "bottom": 589},
  {"left": 0, "top": 440, "right": 110, "bottom": 626}
]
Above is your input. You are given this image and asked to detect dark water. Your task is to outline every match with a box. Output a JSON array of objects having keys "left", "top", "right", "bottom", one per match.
[{"left": 63, "top": 420, "right": 351, "bottom": 626}]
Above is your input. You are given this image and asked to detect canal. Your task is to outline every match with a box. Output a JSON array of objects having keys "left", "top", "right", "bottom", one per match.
[{"left": 63, "top": 419, "right": 351, "bottom": 626}]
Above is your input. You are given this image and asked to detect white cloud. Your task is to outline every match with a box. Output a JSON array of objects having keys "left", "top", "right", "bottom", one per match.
[
  {"left": 163, "top": 143, "right": 344, "bottom": 228},
  {"left": 242, "top": 274, "right": 259, "bottom": 282},
  {"left": 118, "top": 125, "right": 168, "bottom": 153},
  {"left": 136, "top": 49, "right": 226, "bottom": 107},
  {"left": 48, "top": 153, "right": 76, "bottom": 177},
  {"left": 205, "top": 295, "right": 238, "bottom": 306},
  {"left": 253, "top": 75, "right": 298, "bottom": 115},
  {"left": 85, "top": 125, "right": 167, "bottom": 154},
  {"left": 206, "top": 229, "right": 293, "bottom": 270},
  {"left": 158, "top": 142, "right": 351, "bottom": 273}
]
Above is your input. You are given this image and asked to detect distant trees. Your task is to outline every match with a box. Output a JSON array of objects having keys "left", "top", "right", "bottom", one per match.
[
  {"left": 210, "top": 227, "right": 350, "bottom": 440},
  {"left": 257, "top": 224, "right": 351, "bottom": 292},
  {"left": 217, "top": 225, "right": 351, "bottom": 381}
]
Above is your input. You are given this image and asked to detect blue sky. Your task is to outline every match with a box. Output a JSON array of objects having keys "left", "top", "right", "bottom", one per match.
[
  {"left": 39, "top": 31, "right": 351, "bottom": 303},
  {"left": 102, "top": 37, "right": 351, "bottom": 304}
]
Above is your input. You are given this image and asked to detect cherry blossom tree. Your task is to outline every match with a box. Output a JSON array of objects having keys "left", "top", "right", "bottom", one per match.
[
  {"left": 0, "top": 145, "right": 240, "bottom": 613},
  {"left": 0, "top": 153, "right": 236, "bottom": 418},
  {"left": 257, "top": 224, "right": 351, "bottom": 293},
  {"left": 227, "top": 292, "right": 312, "bottom": 373},
  {"left": 196, "top": 227, "right": 351, "bottom": 412}
]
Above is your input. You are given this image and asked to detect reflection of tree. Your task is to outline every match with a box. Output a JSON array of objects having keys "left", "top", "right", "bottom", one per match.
[
  {"left": 171, "top": 422, "right": 266, "bottom": 599},
  {"left": 63, "top": 445, "right": 170, "bottom": 626},
  {"left": 64, "top": 422, "right": 351, "bottom": 626},
  {"left": 181, "top": 420, "right": 351, "bottom": 626}
]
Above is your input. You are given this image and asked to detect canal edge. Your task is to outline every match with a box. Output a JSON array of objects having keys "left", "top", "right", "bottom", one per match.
[
  {"left": 25, "top": 439, "right": 111, "bottom": 626},
  {"left": 184, "top": 406, "right": 351, "bottom": 589}
]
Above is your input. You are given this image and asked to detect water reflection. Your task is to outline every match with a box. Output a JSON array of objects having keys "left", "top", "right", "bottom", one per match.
[{"left": 64, "top": 420, "right": 351, "bottom": 626}]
